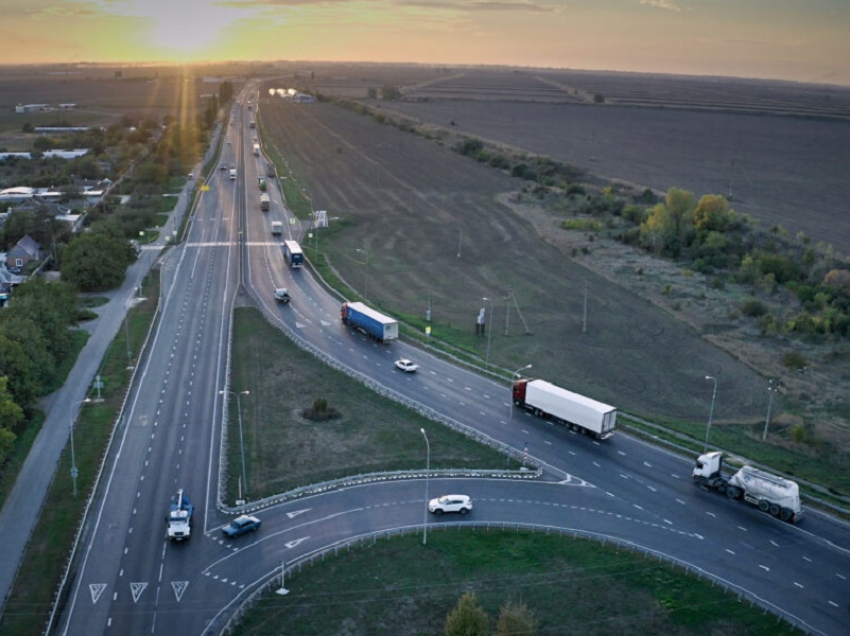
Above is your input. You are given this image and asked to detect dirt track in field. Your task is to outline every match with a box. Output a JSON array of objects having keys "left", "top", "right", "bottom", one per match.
[{"left": 259, "top": 94, "right": 769, "bottom": 423}]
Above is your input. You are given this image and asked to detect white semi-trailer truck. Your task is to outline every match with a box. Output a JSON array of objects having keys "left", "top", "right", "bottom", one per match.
[
  {"left": 693, "top": 451, "right": 802, "bottom": 523},
  {"left": 512, "top": 379, "right": 616, "bottom": 439}
]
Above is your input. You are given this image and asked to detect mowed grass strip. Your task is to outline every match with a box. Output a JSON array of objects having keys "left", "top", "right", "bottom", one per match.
[
  {"left": 226, "top": 307, "right": 515, "bottom": 503},
  {"left": 229, "top": 530, "right": 803, "bottom": 636}
]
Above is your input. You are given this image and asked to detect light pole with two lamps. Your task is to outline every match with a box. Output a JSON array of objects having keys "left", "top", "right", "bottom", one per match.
[
  {"left": 703, "top": 375, "right": 717, "bottom": 453},
  {"left": 69, "top": 398, "right": 92, "bottom": 499},
  {"left": 220, "top": 389, "right": 250, "bottom": 501},
  {"left": 762, "top": 379, "right": 779, "bottom": 441},
  {"left": 509, "top": 364, "right": 532, "bottom": 421},
  {"left": 420, "top": 428, "right": 430, "bottom": 546}
]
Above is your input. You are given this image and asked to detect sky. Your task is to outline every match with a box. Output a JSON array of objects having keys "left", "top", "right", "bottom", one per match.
[{"left": 1, "top": 0, "right": 848, "bottom": 85}]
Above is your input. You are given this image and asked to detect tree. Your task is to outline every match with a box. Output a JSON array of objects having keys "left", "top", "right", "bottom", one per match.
[
  {"left": 495, "top": 600, "right": 538, "bottom": 636},
  {"left": 380, "top": 85, "right": 402, "bottom": 101},
  {"left": 0, "top": 334, "right": 41, "bottom": 410},
  {"left": 62, "top": 228, "right": 136, "bottom": 292},
  {"left": 445, "top": 592, "right": 488, "bottom": 636},
  {"left": 0, "top": 376, "right": 23, "bottom": 465},
  {"left": 693, "top": 194, "right": 731, "bottom": 233},
  {"left": 639, "top": 204, "right": 675, "bottom": 254}
]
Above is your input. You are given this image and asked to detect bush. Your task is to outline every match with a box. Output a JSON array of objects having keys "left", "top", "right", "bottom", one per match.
[
  {"left": 781, "top": 351, "right": 807, "bottom": 371},
  {"left": 740, "top": 298, "right": 767, "bottom": 317}
]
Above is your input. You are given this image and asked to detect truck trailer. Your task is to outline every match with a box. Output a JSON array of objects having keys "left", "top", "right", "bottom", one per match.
[
  {"left": 260, "top": 193, "right": 270, "bottom": 211},
  {"left": 693, "top": 451, "right": 802, "bottom": 523},
  {"left": 341, "top": 301, "right": 398, "bottom": 342},
  {"left": 512, "top": 379, "right": 616, "bottom": 439},
  {"left": 283, "top": 240, "right": 303, "bottom": 268},
  {"left": 166, "top": 489, "right": 193, "bottom": 541}
]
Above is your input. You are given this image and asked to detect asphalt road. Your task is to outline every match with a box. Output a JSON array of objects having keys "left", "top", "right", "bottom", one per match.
[{"left": 51, "top": 93, "right": 850, "bottom": 636}]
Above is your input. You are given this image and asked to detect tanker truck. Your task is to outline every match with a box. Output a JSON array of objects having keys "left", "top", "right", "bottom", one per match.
[{"left": 693, "top": 451, "right": 802, "bottom": 523}]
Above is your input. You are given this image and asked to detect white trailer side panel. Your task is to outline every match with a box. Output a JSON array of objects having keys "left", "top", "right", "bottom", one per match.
[{"left": 526, "top": 380, "right": 616, "bottom": 437}]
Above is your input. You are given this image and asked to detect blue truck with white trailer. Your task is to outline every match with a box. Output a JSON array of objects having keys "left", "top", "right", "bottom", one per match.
[
  {"left": 341, "top": 301, "right": 398, "bottom": 342},
  {"left": 283, "top": 240, "right": 303, "bottom": 268}
]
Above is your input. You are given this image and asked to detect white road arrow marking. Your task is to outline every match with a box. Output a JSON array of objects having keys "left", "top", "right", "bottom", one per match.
[
  {"left": 89, "top": 583, "right": 107, "bottom": 604},
  {"left": 171, "top": 581, "right": 189, "bottom": 602},
  {"left": 285, "top": 536, "right": 310, "bottom": 549},
  {"left": 130, "top": 582, "right": 148, "bottom": 603},
  {"left": 759, "top": 565, "right": 770, "bottom": 572},
  {"left": 286, "top": 509, "right": 311, "bottom": 519}
]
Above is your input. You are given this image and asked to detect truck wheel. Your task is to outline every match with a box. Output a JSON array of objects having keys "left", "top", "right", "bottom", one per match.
[
  {"left": 779, "top": 508, "right": 793, "bottom": 522},
  {"left": 758, "top": 500, "right": 770, "bottom": 513},
  {"left": 726, "top": 486, "right": 738, "bottom": 499},
  {"left": 694, "top": 476, "right": 706, "bottom": 488},
  {"left": 769, "top": 504, "right": 780, "bottom": 517}
]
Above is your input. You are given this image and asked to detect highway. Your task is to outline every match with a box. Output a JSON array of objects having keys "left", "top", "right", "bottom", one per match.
[{"left": 56, "top": 93, "right": 850, "bottom": 636}]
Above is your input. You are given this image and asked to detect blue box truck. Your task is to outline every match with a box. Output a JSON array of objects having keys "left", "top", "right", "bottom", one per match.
[{"left": 341, "top": 301, "right": 398, "bottom": 342}]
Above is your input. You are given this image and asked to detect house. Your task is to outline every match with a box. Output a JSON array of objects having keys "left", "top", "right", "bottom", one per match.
[{"left": 6, "top": 235, "right": 41, "bottom": 273}]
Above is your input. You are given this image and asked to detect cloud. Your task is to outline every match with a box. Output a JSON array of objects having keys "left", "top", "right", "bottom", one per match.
[
  {"left": 639, "top": 0, "right": 680, "bottom": 11},
  {"left": 399, "top": 0, "right": 554, "bottom": 12}
]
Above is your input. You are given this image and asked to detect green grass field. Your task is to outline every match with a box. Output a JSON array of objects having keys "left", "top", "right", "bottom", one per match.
[{"left": 229, "top": 530, "right": 802, "bottom": 635}]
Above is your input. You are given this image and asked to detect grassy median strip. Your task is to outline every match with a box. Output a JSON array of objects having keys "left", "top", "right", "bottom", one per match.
[
  {"left": 0, "top": 275, "right": 159, "bottom": 636},
  {"left": 230, "top": 529, "right": 802, "bottom": 635},
  {"left": 226, "top": 307, "right": 516, "bottom": 503}
]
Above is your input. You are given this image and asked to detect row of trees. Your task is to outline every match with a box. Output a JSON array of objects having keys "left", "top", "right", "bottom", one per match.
[
  {"left": 627, "top": 188, "right": 850, "bottom": 338},
  {"left": 0, "top": 279, "right": 81, "bottom": 464},
  {"left": 445, "top": 592, "right": 538, "bottom": 636}
]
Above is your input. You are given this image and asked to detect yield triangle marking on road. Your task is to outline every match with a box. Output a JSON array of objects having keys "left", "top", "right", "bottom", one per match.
[
  {"left": 285, "top": 536, "right": 310, "bottom": 549},
  {"left": 286, "top": 509, "right": 311, "bottom": 519},
  {"left": 130, "top": 582, "right": 148, "bottom": 603},
  {"left": 89, "top": 583, "right": 107, "bottom": 604},
  {"left": 171, "top": 581, "right": 189, "bottom": 602}
]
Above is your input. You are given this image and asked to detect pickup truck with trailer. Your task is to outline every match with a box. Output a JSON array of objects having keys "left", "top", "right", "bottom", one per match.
[
  {"left": 260, "top": 193, "right": 270, "bottom": 211},
  {"left": 283, "top": 240, "right": 303, "bottom": 268},
  {"left": 341, "top": 301, "right": 398, "bottom": 342},
  {"left": 693, "top": 451, "right": 802, "bottom": 522},
  {"left": 512, "top": 379, "right": 616, "bottom": 439},
  {"left": 166, "top": 489, "right": 193, "bottom": 541},
  {"left": 270, "top": 220, "right": 283, "bottom": 235}
]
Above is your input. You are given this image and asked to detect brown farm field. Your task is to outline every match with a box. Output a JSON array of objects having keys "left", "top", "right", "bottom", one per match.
[
  {"left": 258, "top": 65, "right": 850, "bottom": 477},
  {"left": 259, "top": 91, "right": 769, "bottom": 424}
]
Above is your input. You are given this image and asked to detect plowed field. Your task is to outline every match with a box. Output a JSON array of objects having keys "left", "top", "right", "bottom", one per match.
[{"left": 259, "top": 96, "right": 767, "bottom": 423}]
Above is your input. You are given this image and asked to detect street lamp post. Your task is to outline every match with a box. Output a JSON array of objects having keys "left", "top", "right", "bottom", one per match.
[
  {"left": 356, "top": 248, "right": 369, "bottom": 299},
  {"left": 220, "top": 389, "right": 251, "bottom": 500},
  {"left": 509, "top": 364, "right": 532, "bottom": 421},
  {"left": 483, "top": 297, "right": 492, "bottom": 371},
  {"left": 703, "top": 375, "right": 717, "bottom": 453},
  {"left": 69, "top": 398, "right": 91, "bottom": 498},
  {"left": 420, "top": 428, "right": 430, "bottom": 546},
  {"left": 762, "top": 380, "right": 779, "bottom": 441}
]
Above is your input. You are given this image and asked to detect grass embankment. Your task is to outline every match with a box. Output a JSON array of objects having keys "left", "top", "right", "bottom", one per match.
[
  {"left": 225, "top": 307, "right": 515, "bottom": 503},
  {"left": 230, "top": 530, "right": 802, "bottom": 636},
  {"left": 0, "top": 274, "right": 159, "bottom": 636}
]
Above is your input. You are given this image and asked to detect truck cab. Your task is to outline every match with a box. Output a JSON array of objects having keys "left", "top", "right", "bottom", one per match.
[
  {"left": 166, "top": 489, "right": 193, "bottom": 542},
  {"left": 693, "top": 451, "right": 724, "bottom": 480}
]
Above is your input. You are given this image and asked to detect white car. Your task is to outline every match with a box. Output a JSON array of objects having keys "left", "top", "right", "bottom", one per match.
[
  {"left": 394, "top": 359, "right": 419, "bottom": 373},
  {"left": 429, "top": 495, "right": 472, "bottom": 515}
]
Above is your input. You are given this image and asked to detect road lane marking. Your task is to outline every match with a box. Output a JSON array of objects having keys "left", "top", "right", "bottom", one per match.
[
  {"left": 171, "top": 581, "right": 188, "bottom": 601},
  {"left": 759, "top": 565, "right": 770, "bottom": 572},
  {"left": 89, "top": 584, "right": 107, "bottom": 604},
  {"left": 130, "top": 582, "right": 148, "bottom": 603},
  {"left": 676, "top": 499, "right": 685, "bottom": 505},
  {"left": 793, "top": 582, "right": 804, "bottom": 589},
  {"left": 285, "top": 537, "right": 310, "bottom": 549},
  {"left": 286, "top": 509, "right": 311, "bottom": 519},
  {"left": 726, "top": 549, "right": 736, "bottom": 555}
]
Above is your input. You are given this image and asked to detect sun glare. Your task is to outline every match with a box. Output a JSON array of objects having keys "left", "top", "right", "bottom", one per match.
[{"left": 101, "top": 0, "right": 248, "bottom": 61}]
